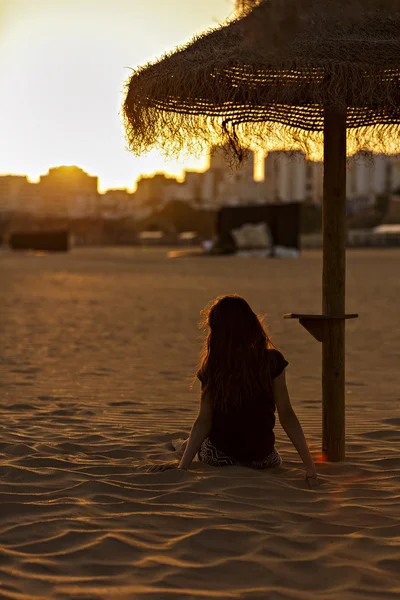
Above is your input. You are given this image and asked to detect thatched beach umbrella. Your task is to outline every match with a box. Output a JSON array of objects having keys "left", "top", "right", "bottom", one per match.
[{"left": 123, "top": 0, "right": 400, "bottom": 461}]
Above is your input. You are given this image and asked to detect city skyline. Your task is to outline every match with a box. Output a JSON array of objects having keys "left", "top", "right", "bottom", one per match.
[
  {"left": 3, "top": 150, "right": 399, "bottom": 221},
  {"left": 0, "top": 0, "right": 237, "bottom": 192},
  {"left": 0, "top": 157, "right": 262, "bottom": 194}
]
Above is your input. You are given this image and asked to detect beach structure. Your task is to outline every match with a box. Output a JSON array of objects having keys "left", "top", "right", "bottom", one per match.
[
  {"left": 9, "top": 230, "right": 70, "bottom": 252},
  {"left": 215, "top": 203, "right": 301, "bottom": 255},
  {"left": 123, "top": 0, "right": 400, "bottom": 461}
]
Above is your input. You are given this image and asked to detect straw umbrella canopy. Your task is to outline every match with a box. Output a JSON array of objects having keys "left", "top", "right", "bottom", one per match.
[
  {"left": 123, "top": 0, "right": 400, "bottom": 461},
  {"left": 124, "top": 0, "right": 400, "bottom": 158}
]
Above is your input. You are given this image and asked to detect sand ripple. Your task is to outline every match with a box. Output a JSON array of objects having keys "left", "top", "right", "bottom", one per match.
[{"left": 1, "top": 248, "right": 400, "bottom": 599}]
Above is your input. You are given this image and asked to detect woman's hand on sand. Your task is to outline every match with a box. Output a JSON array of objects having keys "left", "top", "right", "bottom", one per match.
[{"left": 146, "top": 462, "right": 180, "bottom": 473}]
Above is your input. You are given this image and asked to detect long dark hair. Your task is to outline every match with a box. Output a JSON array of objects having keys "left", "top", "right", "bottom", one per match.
[{"left": 197, "top": 295, "right": 274, "bottom": 411}]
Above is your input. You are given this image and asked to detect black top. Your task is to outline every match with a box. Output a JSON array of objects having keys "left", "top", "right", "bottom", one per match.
[{"left": 199, "top": 349, "right": 288, "bottom": 462}]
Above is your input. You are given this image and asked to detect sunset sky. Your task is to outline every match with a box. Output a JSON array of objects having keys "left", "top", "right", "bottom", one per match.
[{"left": 0, "top": 0, "right": 237, "bottom": 192}]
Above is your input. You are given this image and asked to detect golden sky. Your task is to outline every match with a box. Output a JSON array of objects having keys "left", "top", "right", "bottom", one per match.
[{"left": 0, "top": 0, "right": 236, "bottom": 191}]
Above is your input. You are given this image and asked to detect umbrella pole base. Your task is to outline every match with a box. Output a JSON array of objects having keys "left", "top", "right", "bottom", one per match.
[{"left": 322, "top": 319, "right": 345, "bottom": 461}]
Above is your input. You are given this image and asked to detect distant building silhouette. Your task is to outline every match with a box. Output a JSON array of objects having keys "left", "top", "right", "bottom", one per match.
[
  {"left": 39, "top": 166, "right": 98, "bottom": 218},
  {"left": 99, "top": 188, "right": 135, "bottom": 219},
  {"left": 345, "top": 152, "right": 391, "bottom": 214},
  {"left": 134, "top": 173, "right": 178, "bottom": 213},
  {"left": 0, "top": 175, "right": 37, "bottom": 216},
  {"left": 263, "top": 151, "right": 323, "bottom": 205},
  {"left": 261, "top": 150, "right": 398, "bottom": 214},
  {"left": 162, "top": 171, "right": 205, "bottom": 206},
  {"left": 204, "top": 145, "right": 262, "bottom": 206}
]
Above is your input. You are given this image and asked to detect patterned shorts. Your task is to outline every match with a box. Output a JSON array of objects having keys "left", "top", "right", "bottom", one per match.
[{"left": 198, "top": 437, "right": 282, "bottom": 469}]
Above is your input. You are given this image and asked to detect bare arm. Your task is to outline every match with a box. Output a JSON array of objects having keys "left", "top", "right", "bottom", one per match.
[
  {"left": 273, "top": 371, "right": 317, "bottom": 478},
  {"left": 179, "top": 392, "right": 213, "bottom": 470}
]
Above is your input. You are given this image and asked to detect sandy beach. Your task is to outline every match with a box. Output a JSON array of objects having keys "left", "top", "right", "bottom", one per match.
[{"left": 1, "top": 247, "right": 399, "bottom": 599}]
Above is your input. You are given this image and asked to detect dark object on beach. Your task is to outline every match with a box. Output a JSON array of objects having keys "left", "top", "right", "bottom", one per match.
[
  {"left": 9, "top": 230, "right": 70, "bottom": 252},
  {"left": 123, "top": 0, "right": 400, "bottom": 461},
  {"left": 138, "top": 201, "right": 217, "bottom": 241},
  {"left": 216, "top": 203, "right": 301, "bottom": 254},
  {"left": 301, "top": 204, "right": 322, "bottom": 235}
]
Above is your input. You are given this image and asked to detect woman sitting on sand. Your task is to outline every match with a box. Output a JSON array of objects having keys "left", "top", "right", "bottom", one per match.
[{"left": 150, "top": 295, "right": 318, "bottom": 486}]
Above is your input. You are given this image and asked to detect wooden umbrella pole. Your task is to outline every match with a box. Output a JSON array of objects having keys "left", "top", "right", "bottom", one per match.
[{"left": 322, "top": 108, "right": 347, "bottom": 462}]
